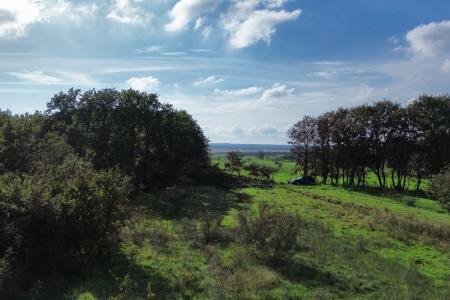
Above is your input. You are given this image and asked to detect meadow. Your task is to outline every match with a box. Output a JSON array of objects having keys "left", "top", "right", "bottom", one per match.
[{"left": 33, "top": 155, "right": 450, "bottom": 299}]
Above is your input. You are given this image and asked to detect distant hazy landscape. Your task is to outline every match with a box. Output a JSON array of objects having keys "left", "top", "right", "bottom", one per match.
[{"left": 209, "top": 143, "right": 291, "bottom": 153}]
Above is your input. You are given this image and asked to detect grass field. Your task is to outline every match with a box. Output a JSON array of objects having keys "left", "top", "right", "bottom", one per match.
[{"left": 34, "top": 155, "right": 449, "bottom": 299}]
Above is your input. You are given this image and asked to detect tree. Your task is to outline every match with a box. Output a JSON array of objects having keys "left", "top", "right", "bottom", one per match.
[
  {"left": 225, "top": 151, "right": 245, "bottom": 179},
  {"left": 287, "top": 116, "right": 318, "bottom": 176},
  {"left": 366, "top": 100, "right": 401, "bottom": 188},
  {"left": 244, "top": 162, "right": 277, "bottom": 181},
  {"left": 316, "top": 112, "right": 333, "bottom": 184},
  {"left": 408, "top": 95, "right": 450, "bottom": 180},
  {"left": 44, "top": 88, "right": 210, "bottom": 189},
  {"left": 386, "top": 107, "right": 416, "bottom": 190}
]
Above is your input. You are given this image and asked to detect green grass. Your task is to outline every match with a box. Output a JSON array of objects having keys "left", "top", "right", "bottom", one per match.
[{"left": 34, "top": 156, "right": 450, "bottom": 299}]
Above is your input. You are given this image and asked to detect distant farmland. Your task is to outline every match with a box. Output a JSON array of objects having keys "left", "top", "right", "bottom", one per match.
[{"left": 209, "top": 143, "right": 291, "bottom": 153}]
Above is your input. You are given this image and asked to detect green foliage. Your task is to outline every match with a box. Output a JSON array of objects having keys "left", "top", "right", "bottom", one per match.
[
  {"left": 198, "top": 212, "right": 226, "bottom": 244},
  {"left": 224, "top": 151, "right": 245, "bottom": 178},
  {"left": 44, "top": 88, "right": 210, "bottom": 188},
  {"left": 0, "top": 167, "right": 132, "bottom": 296},
  {"left": 243, "top": 162, "right": 277, "bottom": 181},
  {"left": 236, "top": 202, "right": 303, "bottom": 266},
  {"left": 56, "top": 168, "right": 133, "bottom": 259},
  {"left": 428, "top": 166, "right": 450, "bottom": 211},
  {"left": 288, "top": 96, "right": 450, "bottom": 189}
]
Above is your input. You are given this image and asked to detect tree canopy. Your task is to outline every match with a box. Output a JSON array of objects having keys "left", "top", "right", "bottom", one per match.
[
  {"left": 287, "top": 95, "right": 450, "bottom": 190},
  {"left": 0, "top": 88, "right": 210, "bottom": 295}
]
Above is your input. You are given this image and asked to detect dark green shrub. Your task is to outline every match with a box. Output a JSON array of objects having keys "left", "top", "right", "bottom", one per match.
[
  {"left": 236, "top": 202, "right": 303, "bottom": 266},
  {"left": 243, "top": 163, "right": 277, "bottom": 181},
  {"left": 428, "top": 166, "right": 450, "bottom": 211},
  {"left": 0, "top": 168, "right": 132, "bottom": 295},
  {"left": 198, "top": 212, "right": 225, "bottom": 244}
]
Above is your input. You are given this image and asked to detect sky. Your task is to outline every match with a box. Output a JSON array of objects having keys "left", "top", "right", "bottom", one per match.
[{"left": 1, "top": 0, "right": 450, "bottom": 144}]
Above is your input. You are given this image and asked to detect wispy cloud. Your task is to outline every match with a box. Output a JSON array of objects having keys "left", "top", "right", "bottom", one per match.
[
  {"left": 58, "top": 71, "right": 96, "bottom": 85},
  {"left": 214, "top": 86, "right": 263, "bottom": 97},
  {"left": 162, "top": 51, "right": 187, "bottom": 56},
  {"left": 49, "top": 1, "right": 98, "bottom": 25},
  {"left": 135, "top": 46, "right": 163, "bottom": 54},
  {"left": 9, "top": 71, "right": 62, "bottom": 84},
  {"left": 108, "top": 0, "right": 153, "bottom": 25},
  {"left": 441, "top": 59, "right": 450, "bottom": 74},
  {"left": 194, "top": 75, "right": 224, "bottom": 86}
]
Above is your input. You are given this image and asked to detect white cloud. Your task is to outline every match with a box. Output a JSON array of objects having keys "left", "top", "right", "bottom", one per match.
[
  {"left": 165, "top": 0, "right": 221, "bottom": 32},
  {"left": 201, "top": 26, "right": 212, "bottom": 39},
  {"left": 49, "top": 1, "right": 98, "bottom": 24},
  {"left": 260, "top": 83, "right": 294, "bottom": 100},
  {"left": 213, "top": 124, "right": 286, "bottom": 141},
  {"left": 162, "top": 51, "right": 186, "bottom": 56},
  {"left": 135, "top": 46, "right": 162, "bottom": 53},
  {"left": 310, "top": 71, "right": 336, "bottom": 79},
  {"left": 441, "top": 59, "right": 450, "bottom": 74},
  {"left": 214, "top": 125, "right": 246, "bottom": 137},
  {"left": 215, "top": 86, "right": 263, "bottom": 97},
  {"left": 108, "top": 0, "right": 152, "bottom": 24},
  {"left": 59, "top": 71, "right": 95, "bottom": 85},
  {"left": 249, "top": 124, "right": 280, "bottom": 136},
  {"left": 406, "top": 20, "right": 450, "bottom": 59},
  {"left": 262, "top": 0, "right": 289, "bottom": 9},
  {"left": 126, "top": 76, "right": 160, "bottom": 91},
  {"left": 0, "top": 0, "right": 44, "bottom": 38},
  {"left": 194, "top": 75, "right": 224, "bottom": 86},
  {"left": 193, "top": 17, "right": 212, "bottom": 39},
  {"left": 221, "top": 1, "right": 301, "bottom": 48},
  {"left": 9, "top": 71, "right": 62, "bottom": 84},
  {"left": 194, "top": 17, "right": 205, "bottom": 30},
  {"left": 355, "top": 84, "right": 375, "bottom": 101},
  {"left": 0, "top": 0, "right": 102, "bottom": 38}
]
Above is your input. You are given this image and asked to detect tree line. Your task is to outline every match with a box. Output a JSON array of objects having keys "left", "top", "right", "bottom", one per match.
[
  {"left": 288, "top": 95, "right": 450, "bottom": 190},
  {"left": 0, "top": 88, "right": 210, "bottom": 295}
]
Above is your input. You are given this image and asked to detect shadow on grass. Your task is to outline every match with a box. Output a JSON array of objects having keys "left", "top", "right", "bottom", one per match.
[
  {"left": 350, "top": 185, "right": 428, "bottom": 200},
  {"left": 134, "top": 184, "right": 254, "bottom": 220},
  {"left": 22, "top": 247, "right": 167, "bottom": 300},
  {"left": 33, "top": 243, "right": 207, "bottom": 300}
]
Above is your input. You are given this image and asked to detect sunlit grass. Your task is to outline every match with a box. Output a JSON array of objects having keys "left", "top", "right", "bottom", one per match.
[{"left": 39, "top": 155, "right": 450, "bottom": 299}]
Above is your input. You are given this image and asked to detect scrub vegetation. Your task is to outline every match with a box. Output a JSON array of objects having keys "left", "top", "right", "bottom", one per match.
[{"left": 0, "top": 91, "right": 449, "bottom": 299}]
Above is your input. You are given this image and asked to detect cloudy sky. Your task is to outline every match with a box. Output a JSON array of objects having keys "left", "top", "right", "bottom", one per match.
[{"left": 1, "top": 0, "right": 450, "bottom": 144}]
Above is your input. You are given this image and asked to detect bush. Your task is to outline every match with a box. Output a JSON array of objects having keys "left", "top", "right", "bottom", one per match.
[
  {"left": 0, "top": 168, "right": 132, "bottom": 295},
  {"left": 236, "top": 203, "right": 303, "bottom": 266},
  {"left": 198, "top": 212, "right": 225, "bottom": 244},
  {"left": 428, "top": 166, "right": 450, "bottom": 211},
  {"left": 243, "top": 163, "right": 277, "bottom": 182}
]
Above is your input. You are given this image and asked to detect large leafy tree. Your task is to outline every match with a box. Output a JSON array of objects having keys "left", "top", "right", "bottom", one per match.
[
  {"left": 289, "top": 95, "right": 449, "bottom": 189},
  {"left": 408, "top": 95, "right": 450, "bottom": 175},
  {"left": 287, "top": 115, "right": 318, "bottom": 176},
  {"left": 44, "top": 88, "right": 210, "bottom": 188}
]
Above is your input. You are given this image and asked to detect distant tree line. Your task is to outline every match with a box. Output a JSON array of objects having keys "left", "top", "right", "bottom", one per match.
[
  {"left": 0, "top": 88, "right": 210, "bottom": 295},
  {"left": 288, "top": 95, "right": 450, "bottom": 191}
]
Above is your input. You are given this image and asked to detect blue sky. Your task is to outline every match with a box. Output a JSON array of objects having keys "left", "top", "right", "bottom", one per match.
[{"left": 1, "top": 0, "right": 450, "bottom": 144}]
